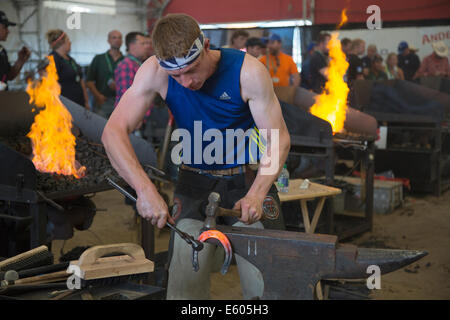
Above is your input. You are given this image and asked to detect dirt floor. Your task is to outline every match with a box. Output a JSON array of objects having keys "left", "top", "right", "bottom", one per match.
[{"left": 51, "top": 188, "right": 450, "bottom": 300}]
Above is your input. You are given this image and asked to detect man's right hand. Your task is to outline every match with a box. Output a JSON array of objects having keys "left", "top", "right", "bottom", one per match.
[
  {"left": 136, "top": 188, "right": 174, "bottom": 229},
  {"left": 95, "top": 94, "right": 107, "bottom": 106}
]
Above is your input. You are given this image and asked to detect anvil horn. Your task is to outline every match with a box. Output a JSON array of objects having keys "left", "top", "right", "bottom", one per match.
[{"left": 323, "top": 244, "right": 428, "bottom": 279}]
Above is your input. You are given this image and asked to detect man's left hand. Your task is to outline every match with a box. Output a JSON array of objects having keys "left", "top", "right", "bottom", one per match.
[{"left": 233, "top": 194, "right": 264, "bottom": 225}]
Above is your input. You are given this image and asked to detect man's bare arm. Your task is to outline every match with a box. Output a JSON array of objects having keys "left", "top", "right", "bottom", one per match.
[
  {"left": 102, "top": 57, "right": 173, "bottom": 228},
  {"left": 237, "top": 55, "right": 291, "bottom": 223}
]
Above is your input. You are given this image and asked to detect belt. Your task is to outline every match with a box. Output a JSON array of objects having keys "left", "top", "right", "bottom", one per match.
[{"left": 180, "top": 164, "right": 258, "bottom": 177}]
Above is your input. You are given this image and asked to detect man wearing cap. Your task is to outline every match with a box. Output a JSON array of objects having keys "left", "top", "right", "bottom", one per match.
[
  {"left": 414, "top": 41, "right": 450, "bottom": 79},
  {"left": 259, "top": 33, "right": 300, "bottom": 87},
  {"left": 0, "top": 11, "right": 30, "bottom": 89},
  {"left": 397, "top": 41, "right": 420, "bottom": 81},
  {"left": 102, "top": 14, "right": 290, "bottom": 299}
]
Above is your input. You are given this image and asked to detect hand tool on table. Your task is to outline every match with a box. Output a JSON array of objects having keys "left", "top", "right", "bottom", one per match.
[{"left": 106, "top": 177, "right": 204, "bottom": 256}]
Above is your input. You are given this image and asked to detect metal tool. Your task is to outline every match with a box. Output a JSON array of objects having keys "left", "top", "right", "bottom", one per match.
[
  {"left": 195, "top": 192, "right": 428, "bottom": 298},
  {"left": 106, "top": 177, "right": 204, "bottom": 254},
  {"left": 215, "top": 224, "right": 427, "bottom": 299},
  {"left": 195, "top": 192, "right": 241, "bottom": 274}
]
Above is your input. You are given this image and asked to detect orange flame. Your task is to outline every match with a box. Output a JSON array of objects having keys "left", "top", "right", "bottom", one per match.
[
  {"left": 337, "top": 8, "right": 348, "bottom": 29},
  {"left": 26, "top": 55, "right": 86, "bottom": 178},
  {"left": 309, "top": 9, "right": 349, "bottom": 134}
]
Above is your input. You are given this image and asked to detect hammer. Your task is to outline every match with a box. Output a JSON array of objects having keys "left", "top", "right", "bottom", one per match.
[{"left": 204, "top": 192, "right": 242, "bottom": 230}]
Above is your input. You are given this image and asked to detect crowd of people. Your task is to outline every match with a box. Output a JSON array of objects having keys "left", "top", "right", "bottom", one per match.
[
  {"left": 224, "top": 28, "right": 450, "bottom": 96},
  {"left": 45, "top": 28, "right": 153, "bottom": 120},
  {"left": 1, "top": 8, "right": 449, "bottom": 116},
  {"left": 0, "top": 10, "right": 154, "bottom": 123},
  {"left": 301, "top": 35, "right": 450, "bottom": 94}
]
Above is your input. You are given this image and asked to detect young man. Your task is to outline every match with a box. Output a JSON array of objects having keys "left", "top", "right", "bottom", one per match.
[
  {"left": 102, "top": 14, "right": 290, "bottom": 299},
  {"left": 114, "top": 31, "right": 149, "bottom": 106},
  {"left": 340, "top": 37, "right": 352, "bottom": 56},
  {"left": 245, "top": 37, "right": 263, "bottom": 58},
  {"left": 259, "top": 33, "right": 300, "bottom": 87},
  {"left": 87, "top": 30, "right": 124, "bottom": 118},
  {"left": 225, "top": 29, "right": 249, "bottom": 50},
  {"left": 309, "top": 33, "right": 331, "bottom": 93},
  {"left": 0, "top": 11, "right": 30, "bottom": 88}
]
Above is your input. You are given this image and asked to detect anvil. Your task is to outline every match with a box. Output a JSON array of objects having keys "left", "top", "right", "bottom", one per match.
[{"left": 211, "top": 225, "right": 427, "bottom": 300}]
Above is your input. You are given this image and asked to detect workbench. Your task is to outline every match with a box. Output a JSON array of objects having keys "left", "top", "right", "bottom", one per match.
[{"left": 278, "top": 179, "right": 341, "bottom": 234}]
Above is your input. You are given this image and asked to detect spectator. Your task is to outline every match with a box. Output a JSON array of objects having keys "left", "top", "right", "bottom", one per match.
[
  {"left": 46, "top": 29, "right": 89, "bottom": 108},
  {"left": 224, "top": 29, "right": 249, "bottom": 50},
  {"left": 414, "top": 41, "right": 450, "bottom": 79},
  {"left": 309, "top": 33, "right": 331, "bottom": 93},
  {"left": 114, "top": 32, "right": 148, "bottom": 106},
  {"left": 245, "top": 37, "right": 263, "bottom": 58},
  {"left": 142, "top": 34, "right": 153, "bottom": 61},
  {"left": 397, "top": 41, "right": 420, "bottom": 81},
  {"left": 367, "top": 55, "right": 388, "bottom": 80},
  {"left": 86, "top": 30, "right": 124, "bottom": 119},
  {"left": 347, "top": 38, "right": 365, "bottom": 85},
  {"left": 362, "top": 44, "right": 377, "bottom": 77},
  {"left": 0, "top": 11, "right": 30, "bottom": 90},
  {"left": 341, "top": 37, "right": 352, "bottom": 56},
  {"left": 385, "top": 52, "right": 404, "bottom": 80},
  {"left": 259, "top": 33, "right": 300, "bottom": 87},
  {"left": 300, "top": 41, "right": 316, "bottom": 90}
]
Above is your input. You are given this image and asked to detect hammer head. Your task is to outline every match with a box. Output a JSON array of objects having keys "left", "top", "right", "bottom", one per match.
[{"left": 204, "top": 192, "right": 221, "bottom": 229}]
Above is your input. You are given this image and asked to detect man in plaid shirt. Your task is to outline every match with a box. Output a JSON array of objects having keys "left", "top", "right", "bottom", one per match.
[{"left": 115, "top": 32, "right": 151, "bottom": 106}]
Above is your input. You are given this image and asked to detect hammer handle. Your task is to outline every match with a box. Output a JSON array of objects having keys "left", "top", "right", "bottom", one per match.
[
  {"left": 218, "top": 207, "right": 266, "bottom": 220},
  {"left": 217, "top": 208, "right": 242, "bottom": 218}
]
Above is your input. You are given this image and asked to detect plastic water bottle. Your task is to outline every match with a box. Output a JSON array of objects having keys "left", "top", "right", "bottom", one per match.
[{"left": 277, "top": 164, "right": 289, "bottom": 193}]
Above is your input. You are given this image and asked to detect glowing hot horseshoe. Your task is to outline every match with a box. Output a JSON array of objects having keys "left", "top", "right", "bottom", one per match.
[{"left": 198, "top": 230, "right": 233, "bottom": 275}]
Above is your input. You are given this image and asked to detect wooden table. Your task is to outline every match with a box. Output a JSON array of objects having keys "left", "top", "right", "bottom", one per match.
[{"left": 278, "top": 179, "right": 341, "bottom": 234}]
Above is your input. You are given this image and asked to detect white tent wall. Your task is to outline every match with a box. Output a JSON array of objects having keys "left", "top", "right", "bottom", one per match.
[
  {"left": 40, "top": 2, "right": 147, "bottom": 65},
  {"left": 1, "top": 0, "right": 148, "bottom": 88}
]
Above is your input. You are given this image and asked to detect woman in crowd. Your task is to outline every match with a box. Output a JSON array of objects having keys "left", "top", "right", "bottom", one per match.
[
  {"left": 46, "top": 29, "right": 90, "bottom": 108},
  {"left": 385, "top": 52, "right": 405, "bottom": 80}
]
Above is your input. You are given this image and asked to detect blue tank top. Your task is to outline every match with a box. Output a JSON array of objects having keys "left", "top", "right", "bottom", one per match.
[{"left": 165, "top": 48, "right": 263, "bottom": 170}]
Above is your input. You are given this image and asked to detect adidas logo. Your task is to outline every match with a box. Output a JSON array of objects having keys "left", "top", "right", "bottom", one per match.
[{"left": 219, "top": 92, "right": 231, "bottom": 100}]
